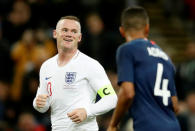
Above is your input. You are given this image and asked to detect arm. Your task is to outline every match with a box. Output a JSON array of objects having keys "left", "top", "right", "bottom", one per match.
[
  {"left": 170, "top": 65, "right": 179, "bottom": 114},
  {"left": 86, "top": 85, "right": 118, "bottom": 117},
  {"left": 85, "top": 62, "right": 118, "bottom": 117},
  {"left": 68, "top": 89, "right": 117, "bottom": 123},
  {"left": 108, "top": 45, "right": 135, "bottom": 130},
  {"left": 33, "top": 64, "right": 50, "bottom": 113},
  {"left": 171, "top": 96, "right": 179, "bottom": 114},
  {"left": 108, "top": 82, "right": 134, "bottom": 130},
  {"left": 68, "top": 61, "right": 117, "bottom": 123}
]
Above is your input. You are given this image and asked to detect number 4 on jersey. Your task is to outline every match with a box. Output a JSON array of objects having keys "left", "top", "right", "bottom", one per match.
[{"left": 154, "top": 63, "right": 171, "bottom": 106}]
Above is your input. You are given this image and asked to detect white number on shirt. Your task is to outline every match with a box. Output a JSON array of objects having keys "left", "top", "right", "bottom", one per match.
[{"left": 154, "top": 63, "right": 171, "bottom": 106}]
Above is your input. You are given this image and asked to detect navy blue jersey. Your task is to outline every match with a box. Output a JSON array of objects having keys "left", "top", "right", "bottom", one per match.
[{"left": 117, "top": 38, "right": 181, "bottom": 131}]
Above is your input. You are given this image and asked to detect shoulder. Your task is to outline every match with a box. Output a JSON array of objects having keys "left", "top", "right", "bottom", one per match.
[
  {"left": 117, "top": 39, "right": 146, "bottom": 53},
  {"left": 78, "top": 51, "right": 104, "bottom": 70},
  {"left": 117, "top": 42, "right": 136, "bottom": 57},
  {"left": 40, "top": 55, "right": 57, "bottom": 70},
  {"left": 79, "top": 51, "right": 100, "bottom": 65},
  {"left": 117, "top": 43, "right": 131, "bottom": 53}
]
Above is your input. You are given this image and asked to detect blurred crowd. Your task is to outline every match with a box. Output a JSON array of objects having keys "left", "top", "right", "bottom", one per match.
[{"left": 0, "top": 0, "right": 195, "bottom": 131}]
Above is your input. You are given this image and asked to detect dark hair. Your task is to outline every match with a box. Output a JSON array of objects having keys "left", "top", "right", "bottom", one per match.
[
  {"left": 59, "top": 15, "right": 80, "bottom": 23},
  {"left": 121, "top": 6, "right": 149, "bottom": 31}
]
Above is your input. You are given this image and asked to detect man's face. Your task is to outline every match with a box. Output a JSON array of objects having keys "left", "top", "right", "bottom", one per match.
[{"left": 53, "top": 19, "right": 81, "bottom": 51}]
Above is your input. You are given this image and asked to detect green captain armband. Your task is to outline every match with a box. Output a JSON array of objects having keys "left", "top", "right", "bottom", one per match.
[{"left": 97, "top": 85, "right": 116, "bottom": 98}]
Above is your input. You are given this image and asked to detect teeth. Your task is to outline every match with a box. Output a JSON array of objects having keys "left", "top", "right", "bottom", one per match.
[{"left": 64, "top": 39, "right": 73, "bottom": 42}]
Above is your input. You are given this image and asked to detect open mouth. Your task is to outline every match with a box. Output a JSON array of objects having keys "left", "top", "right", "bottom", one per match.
[{"left": 64, "top": 39, "right": 73, "bottom": 42}]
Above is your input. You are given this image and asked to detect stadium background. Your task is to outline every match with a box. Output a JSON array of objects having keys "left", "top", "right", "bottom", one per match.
[{"left": 0, "top": 0, "right": 195, "bottom": 130}]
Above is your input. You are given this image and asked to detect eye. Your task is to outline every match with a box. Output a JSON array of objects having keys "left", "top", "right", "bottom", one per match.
[
  {"left": 62, "top": 28, "right": 68, "bottom": 32},
  {"left": 72, "top": 29, "right": 77, "bottom": 34}
]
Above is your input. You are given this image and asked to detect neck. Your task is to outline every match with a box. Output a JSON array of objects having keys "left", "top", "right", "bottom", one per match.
[
  {"left": 57, "top": 48, "right": 77, "bottom": 66},
  {"left": 125, "top": 31, "right": 147, "bottom": 42}
]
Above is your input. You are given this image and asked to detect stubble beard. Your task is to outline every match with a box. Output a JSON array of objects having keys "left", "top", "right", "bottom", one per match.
[{"left": 58, "top": 41, "right": 77, "bottom": 53}]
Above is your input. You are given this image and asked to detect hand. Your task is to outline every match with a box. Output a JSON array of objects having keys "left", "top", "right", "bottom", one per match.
[
  {"left": 67, "top": 108, "right": 87, "bottom": 124},
  {"left": 36, "top": 94, "right": 48, "bottom": 108},
  {"left": 107, "top": 126, "right": 117, "bottom": 131}
]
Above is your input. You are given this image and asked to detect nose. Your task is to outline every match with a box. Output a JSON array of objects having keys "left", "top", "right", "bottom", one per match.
[
  {"left": 65, "top": 30, "right": 74, "bottom": 36},
  {"left": 65, "top": 35, "right": 72, "bottom": 38},
  {"left": 64, "top": 31, "right": 73, "bottom": 38}
]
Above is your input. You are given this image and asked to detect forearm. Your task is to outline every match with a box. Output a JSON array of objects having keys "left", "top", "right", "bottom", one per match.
[
  {"left": 86, "top": 94, "right": 118, "bottom": 118},
  {"left": 171, "top": 96, "right": 179, "bottom": 114},
  {"left": 110, "top": 86, "right": 134, "bottom": 127}
]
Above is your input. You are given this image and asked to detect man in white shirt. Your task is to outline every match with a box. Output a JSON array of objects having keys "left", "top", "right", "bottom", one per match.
[{"left": 33, "top": 16, "right": 117, "bottom": 131}]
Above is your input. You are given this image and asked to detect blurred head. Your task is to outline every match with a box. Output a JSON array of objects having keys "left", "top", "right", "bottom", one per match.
[
  {"left": 53, "top": 16, "right": 82, "bottom": 52},
  {"left": 18, "top": 112, "right": 36, "bottom": 131},
  {"left": 120, "top": 6, "right": 149, "bottom": 38},
  {"left": 86, "top": 12, "right": 104, "bottom": 35},
  {"left": 35, "top": 28, "right": 48, "bottom": 43},
  {"left": 184, "top": 42, "right": 195, "bottom": 59},
  {"left": 186, "top": 90, "right": 195, "bottom": 114},
  {"left": 21, "top": 29, "right": 35, "bottom": 45},
  {"left": 0, "top": 81, "right": 9, "bottom": 101},
  {"left": 9, "top": 1, "right": 31, "bottom": 25}
]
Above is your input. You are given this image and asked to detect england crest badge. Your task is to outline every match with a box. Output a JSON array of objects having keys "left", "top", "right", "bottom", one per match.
[{"left": 65, "top": 72, "right": 76, "bottom": 84}]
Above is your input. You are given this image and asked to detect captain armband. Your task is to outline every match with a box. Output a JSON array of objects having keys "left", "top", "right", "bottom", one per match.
[{"left": 97, "top": 85, "right": 116, "bottom": 98}]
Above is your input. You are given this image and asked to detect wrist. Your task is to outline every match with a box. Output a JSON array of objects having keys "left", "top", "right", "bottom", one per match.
[{"left": 84, "top": 106, "right": 93, "bottom": 118}]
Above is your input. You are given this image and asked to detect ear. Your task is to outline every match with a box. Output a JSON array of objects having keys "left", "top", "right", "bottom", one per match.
[
  {"left": 119, "top": 26, "right": 125, "bottom": 38},
  {"left": 144, "top": 24, "right": 149, "bottom": 37},
  {"left": 78, "top": 33, "right": 82, "bottom": 42},
  {"left": 53, "top": 30, "right": 57, "bottom": 39}
]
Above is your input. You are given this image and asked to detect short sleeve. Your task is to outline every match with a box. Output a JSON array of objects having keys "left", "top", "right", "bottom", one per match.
[
  {"left": 168, "top": 66, "right": 177, "bottom": 96},
  {"left": 116, "top": 45, "right": 134, "bottom": 85}
]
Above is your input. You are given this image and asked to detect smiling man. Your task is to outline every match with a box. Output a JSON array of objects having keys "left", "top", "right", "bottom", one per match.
[{"left": 33, "top": 16, "right": 117, "bottom": 131}]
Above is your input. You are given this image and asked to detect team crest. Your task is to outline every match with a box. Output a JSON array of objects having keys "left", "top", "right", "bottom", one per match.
[{"left": 65, "top": 72, "right": 76, "bottom": 84}]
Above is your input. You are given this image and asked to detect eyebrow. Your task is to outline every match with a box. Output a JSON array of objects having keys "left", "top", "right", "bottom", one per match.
[{"left": 61, "top": 27, "right": 80, "bottom": 32}]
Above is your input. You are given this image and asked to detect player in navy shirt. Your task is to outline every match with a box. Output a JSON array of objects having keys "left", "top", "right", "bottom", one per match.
[{"left": 108, "top": 6, "right": 181, "bottom": 131}]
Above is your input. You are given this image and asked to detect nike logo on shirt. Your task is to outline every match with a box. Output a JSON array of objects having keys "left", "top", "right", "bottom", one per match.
[{"left": 45, "top": 76, "right": 52, "bottom": 80}]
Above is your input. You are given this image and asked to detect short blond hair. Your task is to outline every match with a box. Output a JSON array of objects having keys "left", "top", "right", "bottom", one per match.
[{"left": 59, "top": 15, "right": 80, "bottom": 23}]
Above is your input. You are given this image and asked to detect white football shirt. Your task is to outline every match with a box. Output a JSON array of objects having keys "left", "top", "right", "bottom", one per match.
[{"left": 33, "top": 50, "right": 117, "bottom": 131}]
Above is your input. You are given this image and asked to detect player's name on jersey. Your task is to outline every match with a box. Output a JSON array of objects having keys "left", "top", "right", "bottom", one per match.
[{"left": 147, "top": 47, "right": 168, "bottom": 60}]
